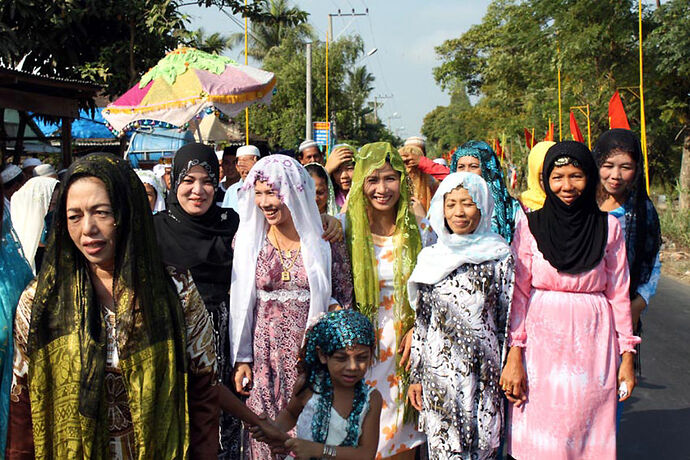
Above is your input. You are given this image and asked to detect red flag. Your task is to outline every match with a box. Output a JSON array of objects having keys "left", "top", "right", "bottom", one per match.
[
  {"left": 524, "top": 128, "right": 535, "bottom": 150},
  {"left": 569, "top": 111, "right": 585, "bottom": 143},
  {"left": 494, "top": 138, "right": 504, "bottom": 161},
  {"left": 609, "top": 91, "right": 631, "bottom": 130},
  {"left": 544, "top": 120, "right": 554, "bottom": 141}
]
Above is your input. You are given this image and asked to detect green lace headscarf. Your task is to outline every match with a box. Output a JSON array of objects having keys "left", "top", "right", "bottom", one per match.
[
  {"left": 28, "top": 153, "right": 189, "bottom": 458},
  {"left": 345, "top": 142, "right": 421, "bottom": 384}
]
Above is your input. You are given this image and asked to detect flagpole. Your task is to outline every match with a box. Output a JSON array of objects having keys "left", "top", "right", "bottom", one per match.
[
  {"left": 557, "top": 45, "right": 563, "bottom": 141},
  {"left": 244, "top": 0, "right": 249, "bottom": 145},
  {"left": 586, "top": 104, "right": 591, "bottom": 150},
  {"left": 639, "top": 0, "right": 650, "bottom": 194}
]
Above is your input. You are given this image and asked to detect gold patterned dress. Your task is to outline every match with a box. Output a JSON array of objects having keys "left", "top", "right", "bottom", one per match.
[{"left": 7, "top": 267, "right": 218, "bottom": 459}]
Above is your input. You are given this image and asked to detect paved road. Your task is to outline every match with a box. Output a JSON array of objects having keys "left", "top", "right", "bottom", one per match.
[{"left": 618, "top": 276, "right": 690, "bottom": 459}]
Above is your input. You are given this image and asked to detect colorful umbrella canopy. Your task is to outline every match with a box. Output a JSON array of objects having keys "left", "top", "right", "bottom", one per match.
[{"left": 103, "top": 47, "right": 276, "bottom": 134}]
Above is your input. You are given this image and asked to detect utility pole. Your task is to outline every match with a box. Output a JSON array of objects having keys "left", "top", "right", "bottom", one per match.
[
  {"left": 328, "top": 9, "right": 368, "bottom": 41},
  {"left": 373, "top": 94, "right": 393, "bottom": 124},
  {"left": 305, "top": 42, "right": 312, "bottom": 140}
]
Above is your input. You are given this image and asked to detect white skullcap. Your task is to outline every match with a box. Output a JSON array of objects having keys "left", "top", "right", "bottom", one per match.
[
  {"left": 298, "top": 139, "right": 319, "bottom": 153},
  {"left": 237, "top": 145, "right": 260, "bottom": 157},
  {"left": 404, "top": 136, "right": 426, "bottom": 148},
  {"left": 1, "top": 164, "right": 23, "bottom": 184},
  {"left": 22, "top": 157, "right": 42, "bottom": 168},
  {"left": 433, "top": 158, "right": 448, "bottom": 167},
  {"left": 33, "top": 164, "right": 58, "bottom": 177}
]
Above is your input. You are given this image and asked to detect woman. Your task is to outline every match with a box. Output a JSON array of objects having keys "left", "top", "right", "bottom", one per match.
[
  {"left": 153, "top": 143, "right": 242, "bottom": 459},
  {"left": 519, "top": 141, "right": 555, "bottom": 212},
  {"left": 135, "top": 168, "right": 166, "bottom": 213},
  {"left": 398, "top": 144, "right": 437, "bottom": 214},
  {"left": 9, "top": 176, "right": 59, "bottom": 273},
  {"left": 0, "top": 181, "right": 33, "bottom": 456},
  {"left": 7, "top": 153, "right": 218, "bottom": 458},
  {"left": 345, "top": 142, "right": 426, "bottom": 459},
  {"left": 407, "top": 172, "right": 513, "bottom": 460},
  {"left": 305, "top": 162, "right": 338, "bottom": 215},
  {"left": 230, "top": 154, "right": 353, "bottom": 460},
  {"left": 325, "top": 144, "right": 356, "bottom": 211},
  {"left": 592, "top": 129, "right": 661, "bottom": 336},
  {"left": 500, "top": 141, "right": 640, "bottom": 460},
  {"left": 450, "top": 141, "right": 521, "bottom": 243}
]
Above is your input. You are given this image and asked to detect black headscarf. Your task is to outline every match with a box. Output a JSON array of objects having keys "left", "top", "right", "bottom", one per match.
[
  {"left": 592, "top": 129, "right": 661, "bottom": 298},
  {"left": 527, "top": 141, "right": 608, "bottom": 274},
  {"left": 154, "top": 143, "right": 239, "bottom": 311}
]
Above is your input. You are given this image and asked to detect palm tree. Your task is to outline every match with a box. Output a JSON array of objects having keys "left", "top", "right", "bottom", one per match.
[
  {"left": 188, "top": 28, "right": 230, "bottom": 55},
  {"left": 227, "top": 0, "right": 316, "bottom": 60}
]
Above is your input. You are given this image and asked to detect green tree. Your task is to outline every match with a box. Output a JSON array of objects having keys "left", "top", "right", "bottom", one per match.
[{"left": 188, "top": 28, "right": 230, "bottom": 54}]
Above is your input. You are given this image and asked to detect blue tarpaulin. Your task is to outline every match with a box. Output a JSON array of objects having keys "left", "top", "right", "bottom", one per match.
[
  {"left": 125, "top": 128, "right": 194, "bottom": 167},
  {"left": 34, "top": 108, "right": 114, "bottom": 139}
]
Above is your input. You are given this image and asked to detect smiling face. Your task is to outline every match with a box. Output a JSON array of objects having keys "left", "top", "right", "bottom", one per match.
[
  {"left": 176, "top": 165, "right": 215, "bottom": 216},
  {"left": 66, "top": 176, "right": 117, "bottom": 271},
  {"left": 443, "top": 187, "right": 481, "bottom": 235},
  {"left": 548, "top": 163, "right": 587, "bottom": 206},
  {"left": 319, "top": 344, "right": 372, "bottom": 388},
  {"left": 254, "top": 180, "right": 293, "bottom": 227},
  {"left": 599, "top": 150, "right": 636, "bottom": 200},
  {"left": 455, "top": 156, "right": 482, "bottom": 175},
  {"left": 310, "top": 173, "right": 328, "bottom": 214},
  {"left": 363, "top": 162, "right": 401, "bottom": 213},
  {"left": 333, "top": 161, "right": 355, "bottom": 192}
]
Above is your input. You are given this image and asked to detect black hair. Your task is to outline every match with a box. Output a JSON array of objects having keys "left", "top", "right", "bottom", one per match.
[{"left": 305, "top": 163, "right": 329, "bottom": 183}]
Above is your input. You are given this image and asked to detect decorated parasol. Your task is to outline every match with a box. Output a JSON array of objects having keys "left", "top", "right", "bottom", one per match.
[{"left": 103, "top": 47, "right": 275, "bottom": 135}]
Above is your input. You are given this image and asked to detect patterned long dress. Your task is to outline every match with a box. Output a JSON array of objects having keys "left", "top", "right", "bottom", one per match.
[
  {"left": 506, "top": 215, "right": 640, "bottom": 460},
  {"left": 368, "top": 234, "right": 427, "bottom": 459},
  {"left": 247, "top": 239, "right": 353, "bottom": 460},
  {"left": 410, "top": 256, "right": 514, "bottom": 460}
]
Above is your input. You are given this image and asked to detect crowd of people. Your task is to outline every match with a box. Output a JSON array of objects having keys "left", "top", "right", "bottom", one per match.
[{"left": 0, "top": 127, "right": 661, "bottom": 460}]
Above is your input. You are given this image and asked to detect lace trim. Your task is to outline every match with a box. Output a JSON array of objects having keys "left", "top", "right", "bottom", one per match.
[{"left": 257, "top": 288, "right": 310, "bottom": 303}]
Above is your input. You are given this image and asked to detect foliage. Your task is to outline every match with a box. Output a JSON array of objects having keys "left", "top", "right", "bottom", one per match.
[
  {"left": 187, "top": 29, "right": 231, "bottom": 55},
  {"left": 659, "top": 207, "right": 690, "bottom": 249}
]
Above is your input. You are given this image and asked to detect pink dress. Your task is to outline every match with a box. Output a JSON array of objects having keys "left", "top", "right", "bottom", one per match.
[{"left": 506, "top": 215, "right": 640, "bottom": 460}]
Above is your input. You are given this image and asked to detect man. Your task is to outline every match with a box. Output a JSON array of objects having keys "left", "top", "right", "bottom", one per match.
[
  {"left": 33, "top": 164, "right": 59, "bottom": 179},
  {"left": 297, "top": 139, "right": 324, "bottom": 165},
  {"left": 21, "top": 157, "right": 42, "bottom": 178},
  {"left": 215, "top": 146, "right": 241, "bottom": 207},
  {"left": 404, "top": 136, "right": 426, "bottom": 155},
  {"left": 1, "top": 164, "right": 25, "bottom": 214},
  {"left": 222, "top": 145, "right": 260, "bottom": 210}
]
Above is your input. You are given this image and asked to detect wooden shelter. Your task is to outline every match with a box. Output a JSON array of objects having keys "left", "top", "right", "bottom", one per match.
[{"left": 0, "top": 67, "right": 100, "bottom": 167}]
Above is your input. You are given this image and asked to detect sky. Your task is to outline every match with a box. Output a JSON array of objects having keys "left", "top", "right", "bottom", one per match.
[{"left": 183, "top": 0, "right": 493, "bottom": 140}]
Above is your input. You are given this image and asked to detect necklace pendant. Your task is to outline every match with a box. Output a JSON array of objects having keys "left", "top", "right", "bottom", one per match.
[
  {"left": 284, "top": 249, "right": 292, "bottom": 258},
  {"left": 281, "top": 270, "right": 291, "bottom": 282}
]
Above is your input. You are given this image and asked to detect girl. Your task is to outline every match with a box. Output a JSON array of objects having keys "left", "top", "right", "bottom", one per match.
[
  {"left": 325, "top": 144, "right": 356, "bottom": 211},
  {"left": 253, "top": 309, "right": 382, "bottom": 459},
  {"left": 407, "top": 172, "right": 514, "bottom": 460},
  {"left": 305, "top": 162, "right": 338, "bottom": 215},
  {"left": 344, "top": 142, "right": 427, "bottom": 459}
]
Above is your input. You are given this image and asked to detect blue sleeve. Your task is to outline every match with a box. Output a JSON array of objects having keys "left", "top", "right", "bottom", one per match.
[{"left": 637, "top": 252, "right": 661, "bottom": 309}]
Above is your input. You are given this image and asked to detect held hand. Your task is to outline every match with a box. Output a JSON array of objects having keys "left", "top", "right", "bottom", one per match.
[
  {"left": 233, "top": 363, "right": 253, "bottom": 396},
  {"left": 499, "top": 347, "right": 528, "bottom": 407},
  {"left": 407, "top": 383, "right": 423, "bottom": 411},
  {"left": 321, "top": 214, "right": 343, "bottom": 242},
  {"left": 284, "top": 438, "right": 322, "bottom": 459},
  {"left": 398, "top": 328, "right": 414, "bottom": 371},
  {"left": 249, "top": 413, "right": 289, "bottom": 449},
  {"left": 618, "top": 352, "right": 636, "bottom": 402}
]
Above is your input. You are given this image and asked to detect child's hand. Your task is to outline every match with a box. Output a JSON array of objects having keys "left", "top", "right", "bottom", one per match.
[
  {"left": 408, "top": 383, "right": 423, "bottom": 411},
  {"left": 284, "top": 438, "right": 323, "bottom": 459},
  {"left": 249, "top": 413, "right": 288, "bottom": 447}
]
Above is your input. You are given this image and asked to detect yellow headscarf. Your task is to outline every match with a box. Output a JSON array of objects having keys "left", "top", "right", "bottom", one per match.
[{"left": 520, "top": 141, "right": 555, "bottom": 211}]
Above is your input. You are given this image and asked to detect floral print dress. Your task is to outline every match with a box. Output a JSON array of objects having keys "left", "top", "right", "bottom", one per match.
[{"left": 410, "top": 256, "right": 514, "bottom": 460}]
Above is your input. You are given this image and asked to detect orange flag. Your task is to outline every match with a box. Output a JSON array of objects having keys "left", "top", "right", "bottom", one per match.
[
  {"left": 524, "top": 128, "right": 535, "bottom": 150},
  {"left": 494, "top": 138, "right": 504, "bottom": 161},
  {"left": 569, "top": 111, "right": 585, "bottom": 143},
  {"left": 609, "top": 91, "right": 631, "bottom": 130},
  {"left": 544, "top": 120, "right": 554, "bottom": 141}
]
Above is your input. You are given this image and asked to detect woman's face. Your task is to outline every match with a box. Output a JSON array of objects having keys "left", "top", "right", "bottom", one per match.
[
  {"left": 143, "top": 183, "right": 157, "bottom": 212},
  {"left": 66, "top": 177, "right": 117, "bottom": 271},
  {"left": 363, "top": 162, "right": 401, "bottom": 213},
  {"left": 254, "top": 180, "right": 293, "bottom": 227},
  {"left": 444, "top": 187, "right": 481, "bottom": 235},
  {"left": 176, "top": 165, "right": 215, "bottom": 216},
  {"left": 599, "top": 150, "right": 636, "bottom": 199},
  {"left": 455, "top": 156, "right": 482, "bottom": 175},
  {"left": 333, "top": 162, "right": 355, "bottom": 192},
  {"left": 310, "top": 173, "right": 328, "bottom": 214},
  {"left": 548, "top": 163, "right": 587, "bottom": 206}
]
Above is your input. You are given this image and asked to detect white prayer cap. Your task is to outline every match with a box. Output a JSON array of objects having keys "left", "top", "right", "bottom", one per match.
[
  {"left": 22, "top": 157, "right": 42, "bottom": 168},
  {"left": 1, "top": 164, "right": 23, "bottom": 184},
  {"left": 33, "top": 164, "right": 58, "bottom": 177},
  {"left": 298, "top": 139, "right": 319, "bottom": 153},
  {"left": 404, "top": 136, "right": 426, "bottom": 149},
  {"left": 237, "top": 145, "right": 260, "bottom": 158},
  {"left": 433, "top": 158, "right": 448, "bottom": 167}
]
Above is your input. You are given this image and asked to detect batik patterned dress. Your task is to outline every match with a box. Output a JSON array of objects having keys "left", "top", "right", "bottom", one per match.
[
  {"left": 368, "top": 234, "right": 426, "bottom": 459},
  {"left": 410, "top": 256, "right": 514, "bottom": 460},
  {"left": 247, "top": 238, "right": 353, "bottom": 460}
]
